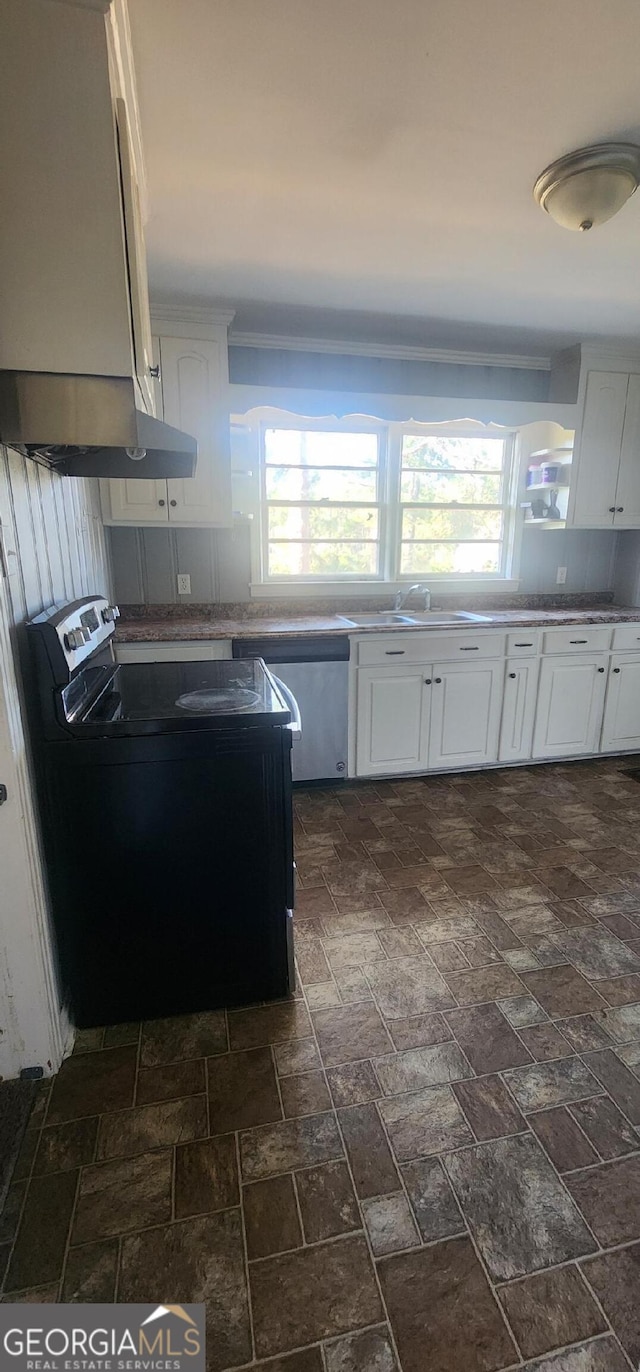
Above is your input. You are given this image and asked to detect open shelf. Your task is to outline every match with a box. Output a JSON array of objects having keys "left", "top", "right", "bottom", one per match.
[
  {"left": 525, "top": 482, "right": 570, "bottom": 493},
  {"left": 525, "top": 518, "right": 566, "bottom": 528},
  {"left": 529, "top": 446, "right": 574, "bottom": 459}
]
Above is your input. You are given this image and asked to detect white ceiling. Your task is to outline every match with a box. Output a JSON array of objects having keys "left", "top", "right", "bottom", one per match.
[{"left": 128, "top": 0, "right": 640, "bottom": 352}]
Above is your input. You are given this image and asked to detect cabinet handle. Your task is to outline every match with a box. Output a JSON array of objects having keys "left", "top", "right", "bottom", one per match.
[
  {"left": 158, "top": 499, "right": 166, "bottom": 507},
  {"left": 609, "top": 506, "right": 616, "bottom": 513},
  {"left": 385, "top": 650, "right": 405, "bottom": 656},
  {"left": 149, "top": 364, "right": 161, "bottom": 378},
  {"left": 508, "top": 672, "right": 516, "bottom": 679},
  {"left": 613, "top": 667, "right": 621, "bottom": 673},
  {"left": 424, "top": 678, "right": 432, "bottom": 685},
  {"left": 618, "top": 506, "right": 624, "bottom": 512},
  {"left": 434, "top": 677, "right": 442, "bottom": 683},
  {"left": 597, "top": 666, "right": 605, "bottom": 673},
  {"left": 570, "top": 639, "right": 588, "bottom": 644},
  {"left": 514, "top": 642, "right": 533, "bottom": 647},
  {"left": 170, "top": 499, "right": 177, "bottom": 507},
  {"left": 459, "top": 646, "right": 479, "bottom": 651}
]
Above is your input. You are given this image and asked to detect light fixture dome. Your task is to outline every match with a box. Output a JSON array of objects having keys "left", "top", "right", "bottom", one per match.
[{"left": 533, "top": 142, "right": 640, "bottom": 231}]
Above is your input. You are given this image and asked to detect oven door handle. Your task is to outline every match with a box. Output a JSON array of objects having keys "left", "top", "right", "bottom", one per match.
[{"left": 271, "top": 675, "right": 302, "bottom": 740}]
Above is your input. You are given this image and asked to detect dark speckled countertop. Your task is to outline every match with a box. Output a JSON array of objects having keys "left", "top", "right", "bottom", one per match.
[{"left": 116, "top": 603, "right": 640, "bottom": 643}]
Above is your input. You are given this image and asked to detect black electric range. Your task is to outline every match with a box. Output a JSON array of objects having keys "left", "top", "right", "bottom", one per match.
[{"left": 27, "top": 597, "right": 296, "bottom": 1027}]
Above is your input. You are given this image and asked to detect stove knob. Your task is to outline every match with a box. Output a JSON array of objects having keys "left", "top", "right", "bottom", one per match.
[
  {"left": 64, "top": 628, "right": 85, "bottom": 651},
  {"left": 101, "top": 605, "right": 120, "bottom": 624}
]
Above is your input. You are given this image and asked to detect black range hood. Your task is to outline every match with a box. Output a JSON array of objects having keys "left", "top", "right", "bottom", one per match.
[{"left": 0, "top": 371, "right": 197, "bottom": 478}]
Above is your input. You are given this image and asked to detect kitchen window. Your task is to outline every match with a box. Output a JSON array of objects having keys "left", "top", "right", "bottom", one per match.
[{"left": 241, "top": 413, "right": 517, "bottom": 586}]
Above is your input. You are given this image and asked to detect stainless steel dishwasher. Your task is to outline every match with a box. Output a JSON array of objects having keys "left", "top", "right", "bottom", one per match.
[{"left": 233, "top": 637, "right": 349, "bottom": 782}]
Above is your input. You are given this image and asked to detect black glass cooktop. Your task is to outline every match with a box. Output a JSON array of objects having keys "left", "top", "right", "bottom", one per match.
[{"left": 78, "top": 658, "right": 290, "bottom": 733}]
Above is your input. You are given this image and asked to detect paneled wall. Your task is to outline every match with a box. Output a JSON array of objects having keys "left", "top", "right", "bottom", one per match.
[
  {"left": 613, "top": 531, "right": 640, "bottom": 606},
  {"left": 109, "top": 519, "right": 618, "bottom": 606},
  {"left": 519, "top": 528, "right": 618, "bottom": 596},
  {"left": 108, "top": 521, "right": 251, "bottom": 605},
  {"left": 0, "top": 444, "right": 112, "bottom": 1037},
  {"left": 0, "top": 446, "right": 111, "bottom": 628}
]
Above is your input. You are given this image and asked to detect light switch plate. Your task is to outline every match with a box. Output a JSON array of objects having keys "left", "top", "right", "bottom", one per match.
[
  {"left": 556, "top": 566, "right": 567, "bottom": 584},
  {"left": 177, "top": 573, "right": 191, "bottom": 595}
]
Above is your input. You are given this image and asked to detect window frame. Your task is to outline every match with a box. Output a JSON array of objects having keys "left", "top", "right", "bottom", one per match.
[
  {"left": 258, "top": 414, "right": 389, "bottom": 583},
  {"left": 236, "top": 410, "right": 520, "bottom": 592},
  {"left": 387, "top": 423, "right": 517, "bottom": 583}
]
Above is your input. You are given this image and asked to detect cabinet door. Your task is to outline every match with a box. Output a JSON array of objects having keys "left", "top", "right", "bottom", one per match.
[
  {"left": 532, "top": 654, "right": 608, "bottom": 759},
  {"left": 356, "top": 666, "right": 431, "bottom": 777},
  {"left": 601, "top": 654, "right": 640, "bottom": 752},
  {"left": 499, "top": 659, "right": 540, "bottom": 763},
  {"left": 613, "top": 374, "right": 640, "bottom": 528},
  {"left": 570, "top": 371, "right": 628, "bottom": 528},
  {"left": 101, "top": 476, "right": 168, "bottom": 524},
  {"left": 115, "top": 99, "right": 155, "bottom": 415},
  {"left": 428, "top": 660, "right": 503, "bottom": 770},
  {"left": 162, "top": 335, "right": 232, "bottom": 527}
]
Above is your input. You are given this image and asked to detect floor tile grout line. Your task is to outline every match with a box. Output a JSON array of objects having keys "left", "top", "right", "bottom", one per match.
[
  {"left": 297, "top": 975, "right": 405, "bottom": 1372},
  {"left": 234, "top": 1128, "right": 256, "bottom": 1366},
  {"left": 576, "top": 1268, "right": 636, "bottom": 1372},
  {"left": 54, "top": 1157, "right": 83, "bottom": 1303}
]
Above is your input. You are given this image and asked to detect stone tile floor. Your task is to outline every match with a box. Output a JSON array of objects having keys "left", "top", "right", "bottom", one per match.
[{"left": 5, "top": 757, "right": 640, "bottom": 1368}]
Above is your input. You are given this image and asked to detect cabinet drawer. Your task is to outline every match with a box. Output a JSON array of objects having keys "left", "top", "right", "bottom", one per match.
[
  {"left": 611, "top": 624, "right": 640, "bottom": 651},
  {"left": 542, "top": 627, "right": 612, "bottom": 655},
  {"left": 506, "top": 630, "right": 540, "bottom": 657},
  {"left": 356, "top": 631, "right": 504, "bottom": 666},
  {"left": 115, "top": 640, "right": 233, "bottom": 662}
]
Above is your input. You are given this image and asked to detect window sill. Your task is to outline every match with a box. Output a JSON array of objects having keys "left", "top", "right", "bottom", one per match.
[{"left": 250, "top": 579, "right": 521, "bottom": 599}]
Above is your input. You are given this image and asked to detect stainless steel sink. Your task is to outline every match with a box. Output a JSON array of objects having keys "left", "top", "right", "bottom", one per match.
[
  {"left": 407, "top": 611, "right": 493, "bottom": 625},
  {"left": 336, "top": 612, "right": 421, "bottom": 627},
  {"left": 338, "top": 610, "right": 494, "bottom": 628}
]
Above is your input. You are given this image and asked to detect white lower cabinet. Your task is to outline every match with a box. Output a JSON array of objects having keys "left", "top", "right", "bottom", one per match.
[
  {"left": 428, "top": 660, "right": 503, "bottom": 770},
  {"left": 499, "top": 658, "right": 540, "bottom": 763},
  {"left": 532, "top": 654, "right": 609, "bottom": 759},
  {"left": 356, "top": 665, "right": 431, "bottom": 776},
  {"left": 601, "top": 655, "right": 640, "bottom": 752}
]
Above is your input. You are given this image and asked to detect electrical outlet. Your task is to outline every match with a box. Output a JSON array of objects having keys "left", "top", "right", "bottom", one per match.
[
  {"left": 177, "top": 573, "right": 191, "bottom": 595},
  {"left": 556, "top": 566, "right": 567, "bottom": 585}
]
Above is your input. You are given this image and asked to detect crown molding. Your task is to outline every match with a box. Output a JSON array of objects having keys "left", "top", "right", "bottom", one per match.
[
  {"left": 151, "top": 304, "right": 236, "bottom": 339},
  {"left": 228, "top": 331, "right": 551, "bottom": 371}
]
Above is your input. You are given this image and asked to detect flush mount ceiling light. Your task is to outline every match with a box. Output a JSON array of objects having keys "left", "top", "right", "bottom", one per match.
[{"left": 533, "top": 142, "right": 640, "bottom": 231}]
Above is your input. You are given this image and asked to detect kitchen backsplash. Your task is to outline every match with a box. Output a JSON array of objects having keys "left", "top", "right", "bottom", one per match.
[{"left": 108, "top": 521, "right": 623, "bottom": 608}]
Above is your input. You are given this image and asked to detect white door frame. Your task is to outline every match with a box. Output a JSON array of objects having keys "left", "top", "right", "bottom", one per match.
[{"left": 0, "top": 547, "right": 69, "bottom": 1078}]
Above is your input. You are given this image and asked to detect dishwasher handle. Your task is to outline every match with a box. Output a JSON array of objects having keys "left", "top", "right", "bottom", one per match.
[{"left": 271, "top": 675, "right": 302, "bottom": 740}]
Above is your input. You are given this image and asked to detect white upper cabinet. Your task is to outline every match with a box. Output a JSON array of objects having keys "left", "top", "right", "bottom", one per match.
[
  {"left": 0, "top": 0, "right": 154, "bottom": 410},
  {"left": 101, "top": 317, "right": 234, "bottom": 527},
  {"left": 162, "top": 335, "right": 232, "bottom": 526},
  {"left": 569, "top": 370, "right": 640, "bottom": 528},
  {"left": 612, "top": 374, "right": 640, "bottom": 529}
]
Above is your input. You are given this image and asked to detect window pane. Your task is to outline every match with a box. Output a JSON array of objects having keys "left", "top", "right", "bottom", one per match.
[
  {"left": 268, "top": 506, "right": 378, "bottom": 540},
  {"left": 269, "top": 541, "right": 378, "bottom": 576},
  {"left": 401, "top": 542, "right": 501, "bottom": 575},
  {"left": 402, "top": 508, "right": 503, "bottom": 541},
  {"left": 265, "top": 429, "right": 378, "bottom": 468},
  {"left": 266, "top": 466, "right": 377, "bottom": 501},
  {"left": 400, "top": 471, "right": 502, "bottom": 504},
  {"left": 401, "top": 435, "right": 505, "bottom": 472}
]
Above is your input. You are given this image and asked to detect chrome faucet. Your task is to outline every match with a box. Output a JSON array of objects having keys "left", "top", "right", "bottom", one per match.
[{"left": 393, "top": 583, "right": 432, "bottom": 612}]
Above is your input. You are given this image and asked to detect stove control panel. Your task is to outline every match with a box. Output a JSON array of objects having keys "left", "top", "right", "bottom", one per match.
[{"left": 29, "top": 596, "right": 119, "bottom": 683}]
